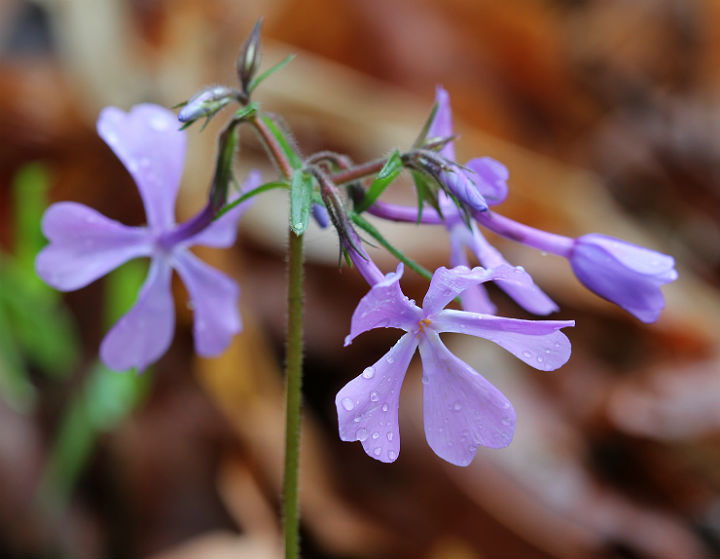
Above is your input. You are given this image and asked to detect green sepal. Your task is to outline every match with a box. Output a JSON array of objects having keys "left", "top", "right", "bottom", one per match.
[
  {"left": 249, "top": 54, "right": 296, "bottom": 94},
  {"left": 412, "top": 101, "right": 438, "bottom": 149},
  {"left": 355, "top": 149, "right": 402, "bottom": 213},
  {"left": 290, "top": 169, "right": 314, "bottom": 235},
  {"left": 350, "top": 212, "right": 432, "bottom": 281}
]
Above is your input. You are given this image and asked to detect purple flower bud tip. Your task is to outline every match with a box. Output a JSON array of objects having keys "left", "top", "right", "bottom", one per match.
[
  {"left": 440, "top": 167, "right": 488, "bottom": 212},
  {"left": 311, "top": 203, "right": 329, "bottom": 228},
  {"left": 570, "top": 234, "right": 678, "bottom": 323},
  {"left": 465, "top": 157, "right": 509, "bottom": 206}
]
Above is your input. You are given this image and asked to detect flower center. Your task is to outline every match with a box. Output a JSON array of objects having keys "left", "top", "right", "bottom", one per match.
[{"left": 417, "top": 318, "right": 432, "bottom": 335}]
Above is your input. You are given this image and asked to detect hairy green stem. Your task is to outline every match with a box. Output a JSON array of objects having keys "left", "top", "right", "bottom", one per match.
[{"left": 284, "top": 229, "right": 304, "bottom": 559}]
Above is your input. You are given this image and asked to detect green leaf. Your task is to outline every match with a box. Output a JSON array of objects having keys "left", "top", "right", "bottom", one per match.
[
  {"left": 214, "top": 181, "right": 289, "bottom": 220},
  {"left": 290, "top": 169, "right": 314, "bottom": 235},
  {"left": 350, "top": 213, "right": 433, "bottom": 281},
  {"left": 355, "top": 150, "right": 402, "bottom": 213},
  {"left": 12, "top": 163, "right": 50, "bottom": 282},
  {"left": 235, "top": 101, "right": 259, "bottom": 121},
  {"left": 0, "top": 293, "right": 35, "bottom": 412},
  {"left": 248, "top": 54, "right": 296, "bottom": 93},
  {"left": 258, "top": 114, "right": 303, "bottom": 170}
]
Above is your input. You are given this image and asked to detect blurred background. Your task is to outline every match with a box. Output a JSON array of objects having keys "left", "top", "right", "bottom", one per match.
[{"left": 1, "top": 0, "right": 719, "bottom": 557}]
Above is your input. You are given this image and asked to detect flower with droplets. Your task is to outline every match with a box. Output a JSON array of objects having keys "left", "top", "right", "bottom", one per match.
[
  {"left": 426, "top": 85, "right": 555, "bottom": 316},
  {"left": 36, "top": 104, "right": 259, "bottom": 371},
  {"left": 336, "top": 263, "right": 574, "bottom": 466},
  {"left": 569, "top": 233, "right": 678, "bottom": 323}
]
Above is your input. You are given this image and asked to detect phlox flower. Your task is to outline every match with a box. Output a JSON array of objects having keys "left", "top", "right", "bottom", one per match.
[
  {"left": 36, "top": 104, "right": 259, "bottom": 371},
  {"left": 336, "top": 263, "right": 574, "bottom": 466}
]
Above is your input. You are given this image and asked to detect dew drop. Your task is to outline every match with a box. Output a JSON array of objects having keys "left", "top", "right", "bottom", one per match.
[
  {"left": 388, "top": 450, "right": 397, "bottom": 460},
  {"left": 372, "top": 432, "right": 380, "bottom": 440},
  {"left": 544, "top": 348, "right": 551, "bottom": 354},
  {"left": 515, "top": 265, "right": 525, "bottom": 273},
  {"left": 554, "top": 342, "right": 561, "bottom": 349},
  {"left": 362, "top": 367, "right": 375, "bottom": 379},
  {"left": 382, "top": 404, "right": 389, "bottom": 412},
  {"left": 453, "top": 402, "right": 462, "bottom": 411},
  {"left": 502, "top": 418, "right": 512, "bottom": 426},
  {"left": 370, "top": 391, "right": 379, "bottom": 402},
  {"left": 373, "top": 447, "right": 382, "bottom": 456},
  {"left": 356, "top": 428, "right": 368, "bottom": 441},
  {"left": 353, "top": 416, "right": 361, "bottom": 423},
  {"left": 537, "top": 356, "right": 544, "bottom": 364},
  {"left": 386, "top": 432, "right": 393, "bottom": 441},
  {"left": 522, "top": 350, "right": 532, "bottom": 359},
  {"left": 503, "top": 401, "right": 511, "bottom": 409},
  {"left": 294, "top": 222, "right": 304, "bottom": 231},
  {"left": 341, "top": 397, "right": 355, "bottom": 411},
  {"left": 386, "top": 355, "right": 395, "bottom": 364},
  {"left": 150, "top": 115, "right": 169, "bottom": 130}
]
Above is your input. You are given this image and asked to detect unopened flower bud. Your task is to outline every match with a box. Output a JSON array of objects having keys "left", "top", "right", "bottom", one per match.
[
  {"left": 311, "top": 203, "right": 329, "bottom": 228},
  {"left": 438, "top": 165, "right": 488, "bottom": 212},
  {"left": 237, "top": 19, "right": 263, "bottom": 94},
  {"left": 178, "top": 85, "right": 237, "bottom": 123},
  {"left": 569, "top": 234, "right": 678, "bottom": 323}
]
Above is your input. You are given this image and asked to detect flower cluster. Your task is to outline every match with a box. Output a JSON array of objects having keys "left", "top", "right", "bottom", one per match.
[{"left": 34, "top": 53, "right": 677, "bottom": 468}]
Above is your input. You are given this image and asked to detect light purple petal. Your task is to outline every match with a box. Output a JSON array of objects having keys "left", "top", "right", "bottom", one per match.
[
  {"left": 422, "top": 265, "right": 498, "bottom": 317},
  {"left": 186, "top": 170, "right": 262, "bottom": 248},
  {"left": 418, "top": 331, "right": 515, "bottom": 466},
  {"left": 448, "top": 224, "right": 497, "bottom": 314},
  {"left": 464, "top": 158, "right": 509, "bottom": 206},
  {"left": 427, "top": 85, "right": 455, "bottom": 160},
  {"left": 336, "top": 333, "right": 418, "bottom": 463},
  {"left": 571, "top": 234, "right": 677, "bottom": 323},
  {"left": 173, "top": 250, "right": 241, "bottom": 356},
  {"left": 97, "top": 104, "right": 186, "bottom": 231},
  {"left": 468, "top": 226, "right": 559, "bottom": 315},
  {"left": 345, "top": 264, "right": 422, "bottom": 346},
  {"left": 433, "top": 310, "right": 573, "bottom": 370},
  {"left": 100, "top": 257, "right": 175, "bottom": 372},
  {"left": 35, "top": 202, "right": 152, "bottom": 291}
]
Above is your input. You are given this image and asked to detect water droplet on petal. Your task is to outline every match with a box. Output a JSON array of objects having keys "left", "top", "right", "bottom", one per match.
[
  {"left": 386, "top": 355, "right": 394, "bottom": 364},
  {"left": 150, "top": 115, "right": 170, "bottom": 130},
  {"left": 382, "top": 404, "right": 389, "bottom": 412},
  {"left": 522, "top": 350, "right": 532, "bottom": 359},
  {"left": 362, "top": 367, "right": 374, "bottom": 379},
  {"left": 453, "top": 402, "right": 462, "bottom": 411},
  {"left": 537, "top": 356, "right": 544, "bottom": 364},
  {"left": 386, "top": 432, "right": 393, "bottom": 441},
  {"left": 356, "top": 428, "right": 368, "bottom": 441},
  {"left": 372, "top": 432, "right": 380, "bottom": 440},
  {"left": 373, "top": 447, "right": 382, "bottom": 456},
  {"left": 544, "top": 348, "right": 551, "bottom": 354},
  {"left": 370, "top": 391, "right": 379, "bottom": 402},
  {"left": 502, "top": 418, "right": 512, "bottom": 426},
  {"left": 341, "top": 397, "right": 354, "bottom": 411},
  {"left": 388, "top": 450, "right": 397, "bottom": 460},
  {"left": 503, "top": 401, "right": 511, "bottom": 409}
]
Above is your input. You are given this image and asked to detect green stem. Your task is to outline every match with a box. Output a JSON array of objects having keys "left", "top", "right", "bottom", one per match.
[{"left": 284, "top": 229, "right": 304, "bottom": 559}]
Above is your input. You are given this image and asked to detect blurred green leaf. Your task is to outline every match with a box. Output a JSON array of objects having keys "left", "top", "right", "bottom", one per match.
[
  {"left": 249, "top": 54, "right": 296, "bottom": 93},
  {"left": 12, "top": 163, "right": 50, "bottom": 283}
]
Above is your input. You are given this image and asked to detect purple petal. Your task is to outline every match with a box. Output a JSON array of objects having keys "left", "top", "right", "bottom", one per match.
[
  {"left": 36, "top": 202, "right": 152, "bottom": 291},
  {"left": 345, "top": 264, "right": 422, "bottom": 346},
  {"left": 336, "top": 333, "right": 418, "bottom": 463},
  {"left": 186, "top": 170, "right": 262, "bottom": 248},
  {"left": 571, "top": 234, "right": 677, "bottom": 323},
  {"left": 173, "top": 250, "right": 241, "bottom": 356},
  {"left": 433, "top": 310, "right": 574, "bottom": 371},
  {"left": 467, "top": 226, "right": 558, "bottom": 315},
  {"left": 422, "top": 265, "right": 498, "bottom": 317},
  {"left": 427, "top": 85, "right": 455, "bottom": 160},
  {"left": 447, "top": 224, "right": 497, "bottom": 314},
  {"left": 418, "top": 331, "right": 515, "bottom": 465},
  {"left": 464, "top": 158, "right": 509, "bottom": 206},
  {"left": 100, "top": 257, "right": 175, "bottom": 372},
  {"left": 97, "top": 104, "right": 186, "bottom": 232}
]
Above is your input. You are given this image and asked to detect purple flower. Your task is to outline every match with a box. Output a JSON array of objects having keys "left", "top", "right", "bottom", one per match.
[
  {"left": 36, "top": 104, "right": 259, "bottom": 371},
  {"left": 447, "top": 219, "right": 558, "bottom": 316},
  {"left": 336, "top": 264, "right": 574, "bottom": 466},
  {"left": 569, "top": 234, "right": 678, "bottom": 323}
]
